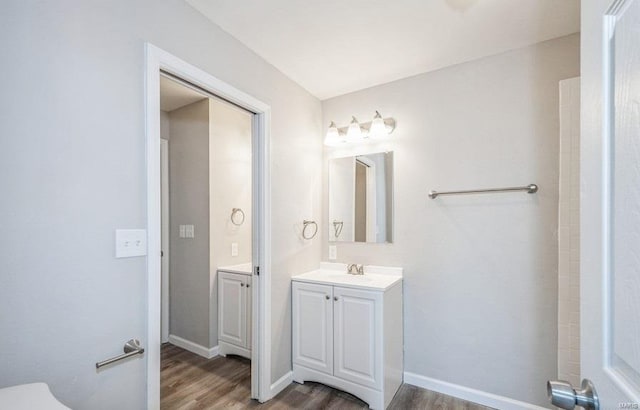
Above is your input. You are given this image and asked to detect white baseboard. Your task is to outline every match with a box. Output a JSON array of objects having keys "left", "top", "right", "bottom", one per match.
[
  {"left": 403, "top": 372, "right": 548, "bottom": 410},
  {"left": 168, "top": 334, "right": 219, "bottom": 359},
  {"left": 269, "top": 371, "right": 292, "bottom": 399}
]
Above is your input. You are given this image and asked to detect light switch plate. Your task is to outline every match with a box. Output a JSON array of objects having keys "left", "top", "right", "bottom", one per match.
[
  {"left": 329, "top": 245, "right": 337, "bottom": 260},
  {"left": 116, "top": 229, "right": 147, "bottom": 258},
  {"left": 231, "top": 242, "right": 238, "bottom": 257},
  {"left": 179, "top": 225, "right": 194, "bottom": 238}
]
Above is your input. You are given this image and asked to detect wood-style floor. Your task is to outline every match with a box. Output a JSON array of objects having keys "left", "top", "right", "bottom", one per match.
[{"left": 161, "top": 343, "right": 493, "bottom": 410}]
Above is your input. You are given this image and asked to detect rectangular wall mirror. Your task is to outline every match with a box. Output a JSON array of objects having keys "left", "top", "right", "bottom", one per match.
[{"left": 329, "top": 151, "right": 393, "bottom": 243}]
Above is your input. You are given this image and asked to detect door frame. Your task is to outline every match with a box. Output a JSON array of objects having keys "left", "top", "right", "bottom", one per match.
[
  {"left": 145, "top": 43, "right": 272, "bottom": 408},
  {"left": 160, "top": 138, "right": 169, "bottom": 344}
]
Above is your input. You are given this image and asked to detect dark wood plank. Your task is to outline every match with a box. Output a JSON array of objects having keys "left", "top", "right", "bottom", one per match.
[{"left": 160, "top": 344, "right": 493, "bottom": 410}]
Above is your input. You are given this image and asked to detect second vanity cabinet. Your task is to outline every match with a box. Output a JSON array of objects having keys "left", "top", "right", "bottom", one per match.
[
  {"left": 292, "top": 266, "right": 403, "bottom": 410},
  {"left": 218, "top": 268, "right": 252, "bottom": 359}
]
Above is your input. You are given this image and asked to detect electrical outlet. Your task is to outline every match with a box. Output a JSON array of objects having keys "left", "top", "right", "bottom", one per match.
[
  {"left": 329, "top": 245, "right": 337, "bottom": 260},
  {"left": 115, "top": 229, "right": 147, "bottom": 258},
  {"left": 231, "top": 242, "right": 238, "bottom": 257}
]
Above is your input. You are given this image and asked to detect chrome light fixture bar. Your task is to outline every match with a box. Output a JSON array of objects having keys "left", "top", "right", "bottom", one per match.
[{"left": 324, "top": 111, "right": 396, "bottom": 146}]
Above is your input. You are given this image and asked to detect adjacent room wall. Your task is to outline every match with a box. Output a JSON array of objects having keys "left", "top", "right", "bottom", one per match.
[
  {"left": 208, "top": 98, "right": 253, "bottom": 347},
  {"left": 167, "top": 99, "right": 210, "bottom": 348},
  {"left": 161, "top": 110, "right": 171, "bottom": 141},
  {"left": 0, "top": 1, "right": 322, "bottom": 407},
  {"left": 164, "top": 96, "right": 253, "bottom": 352},
  {"left": 321, "top": 34, "right": 580, "bottom": 406}
]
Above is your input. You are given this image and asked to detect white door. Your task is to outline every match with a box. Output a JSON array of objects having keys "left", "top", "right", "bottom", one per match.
[
  {"left": 218, "top": 272, "right": 247, "bottom": 347},
  {"left": 333, "top": 286, "right": 382, "bottom": 389},
  {"left": 574, "top": 1, "right": 640, "bottom": 408},
  {"left": 292, "top": 282, "right": 333, "bottom": 375}
]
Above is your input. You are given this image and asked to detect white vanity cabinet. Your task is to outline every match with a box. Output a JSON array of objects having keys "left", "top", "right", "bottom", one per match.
[
  {"left": 218, "top": 267, "right": 252, "bottom": 359},
  {"left": 292, "top": 266, "right": 403, "bottom": 410}
]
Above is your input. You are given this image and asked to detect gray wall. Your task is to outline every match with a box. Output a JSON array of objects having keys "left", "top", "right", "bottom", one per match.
[
  {"left": 168, "top": 99, "right": 211, "bottom": 348},
  {"left": 321, "top": 34, "right": 580, "bottom": 406},
  {"left": 0, "top": 1, "right": 322, "bottom": 408}
]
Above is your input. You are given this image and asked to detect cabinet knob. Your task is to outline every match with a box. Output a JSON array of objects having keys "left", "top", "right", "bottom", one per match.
[
  {"left": 334, "top": 296, "right": 338, "bottom": 301},
  {"left": 246, "top": 283, "right": 250, "bottom": 288},
  {"left": 325, "top": 295, "right": 330, "bottom": 300},
  {"left": 241, "top": 283, "right": 245, "bottom": 287}
]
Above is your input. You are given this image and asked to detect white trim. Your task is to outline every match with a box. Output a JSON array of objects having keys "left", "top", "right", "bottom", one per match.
[
  {"left": 270, "top": 371, "right": 293, "bottom": 399},
  {"left": 403, "top": 372, "right": 548, "bottom": 410},
  {"left": 160, "top": 138, "right": 169, "bottom": 344},
  {"left": 252, "top": 95, "right": 273, "bottom": 403},
  {"left": 145, "top": 43, "right": 272, "bottom": 409},
  {"left": 145, "top": 44, "right": 162, "bottom": 410},
  {"left": 168, "top": 335, "right": 219, "bottom": 359}
]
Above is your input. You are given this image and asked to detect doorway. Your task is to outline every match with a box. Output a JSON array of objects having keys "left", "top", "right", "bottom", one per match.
[
  {"left": 158, "top": 73, "right": 254, "bottom": 406},
  {"left": 146, "top": 44, "right": 272, "bottom": 409}
]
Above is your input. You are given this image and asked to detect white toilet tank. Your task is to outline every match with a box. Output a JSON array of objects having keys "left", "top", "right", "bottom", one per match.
[{"left": 0, "top": 383, "right": 69, "bottom": 409}]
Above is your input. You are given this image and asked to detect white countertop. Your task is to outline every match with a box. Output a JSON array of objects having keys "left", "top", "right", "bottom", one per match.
[
  {"left": 292, "top": 263, "right": 402, "bottom": 291},
  {"left": 217, "top": 262, "right": 252, "bottom": 275}
]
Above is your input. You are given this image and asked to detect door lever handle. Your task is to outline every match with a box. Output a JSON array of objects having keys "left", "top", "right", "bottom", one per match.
[{"left": 547, "top": 379, "right": 599, "bottom": 410}]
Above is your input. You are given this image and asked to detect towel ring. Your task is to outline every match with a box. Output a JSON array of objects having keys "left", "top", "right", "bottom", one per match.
[
  {"left": 231, "top": 208, "right": 245, "bottom": 226},
  {"left": 302, "top": 220, "right": 318, "bottom": 240}
]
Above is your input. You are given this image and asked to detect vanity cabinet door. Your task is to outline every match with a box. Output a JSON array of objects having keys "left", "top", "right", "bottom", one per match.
[
  {"left": 292, "top": 281, "right": 333, "bottom": 375},
  {"left": 333, "top": 286, "right": 382, "bottom": 389},
  {"left": 218, "top": 272, "right": 247, "bottom": 348}
]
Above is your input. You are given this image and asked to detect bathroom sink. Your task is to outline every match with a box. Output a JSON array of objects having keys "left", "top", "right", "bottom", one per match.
[
  {"left": 291, "top": 266, "right": 402, "bottom": 291},
  {"left": 325, "top": 273, "right": 373, "bottom": 282}
]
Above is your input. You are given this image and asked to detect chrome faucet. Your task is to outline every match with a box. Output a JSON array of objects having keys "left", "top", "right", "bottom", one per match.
[{"left": 347, "top": 264, "right": 364, "bottom": 275}]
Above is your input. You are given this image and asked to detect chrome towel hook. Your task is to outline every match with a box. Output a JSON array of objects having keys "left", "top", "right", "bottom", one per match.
[
  {"left": 302, "top": 220, "right": 318, "bottom": 240},
  {"left": 231, "top": 208, "right": 245, "bottom": 226},
  {"left": 332, "top": 220, "right": 344, "bottom": 238}
]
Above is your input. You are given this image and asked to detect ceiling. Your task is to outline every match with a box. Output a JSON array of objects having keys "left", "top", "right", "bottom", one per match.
[
  {"left": 160, "top": 76, "right": 207, "bottom": 111},
  {"left": 186, "top": 0, "right": 580, "bottom": 100}
]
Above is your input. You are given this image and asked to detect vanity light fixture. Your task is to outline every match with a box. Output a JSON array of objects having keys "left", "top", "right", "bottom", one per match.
[
  {"left": 369, "top": 111, "right": 390, "bottom": 139},
  {"left": 346, "top": 116, "right": 366, "bottom": 142},
  {"left": 324, "top": 111, "right": 396, "bottom": 146},
  {"left": 324, "top": 121, "right": 345, "bottom": 146}
]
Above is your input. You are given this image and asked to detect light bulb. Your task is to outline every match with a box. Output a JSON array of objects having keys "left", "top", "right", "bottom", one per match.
[
  {"left": 324, "top": 121, "right": 344, "bottom": 146},
  {"left": 346, "top": 116, "right": 364, "bottom": 142},
  {"left": 369, "top": 111, "right": 388, "bottom": 139}
]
